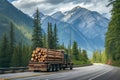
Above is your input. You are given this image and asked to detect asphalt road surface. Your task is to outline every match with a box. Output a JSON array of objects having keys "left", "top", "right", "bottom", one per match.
[{"left": 0, "top": 64, "right": 120, "bottom": 80}]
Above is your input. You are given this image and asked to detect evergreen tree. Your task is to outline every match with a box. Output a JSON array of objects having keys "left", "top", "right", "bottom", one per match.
[
  {"left": 78, "top": 48, "right": 82, "bottom": 61},
  {"left": 11, "top": 41, "right": 22, "bottom": 67},
  {"left": 72, "top": 41, "right": 79, "bottom": 60},
  {"left": 53, "top": 24, "right": 58, "bottom": 49},
  {"left": 11, "top": 45, "right": 19, "bottom": 67},
  {"left": 47, "top": 22, "right": 50, "bottom": 48},
  {"left": 0, "top": 34, "right": 10, "bottom": 67},
  {"left": 81, "top": 50, "right": 88, "bottom": 62},
  {"left": 101, "top": 50, "right": 107, "bottom": 63},
  {"left": 43, "top": 33, "right": 47, "bottom": 48},
  {"left": 92, "top": 51, "right": 96, "bottom": 63},
  {"left": 32, "top": 9, "right": 43, "bottom": 50},
  {"left": 68, "top": 43, "right": 71, "bottom": 56},
  {"left": 92, "top": 50, "right": 102, "bottom": 63},
  {"left": 21, "top": 45, "right": 32, "bottom": 66},
  {"left": 105, "top": 0, "right": 120, "bottom": 61},
  {"left": 9, "top": 22, "right": 15, "bottom": 64},
  {"left": 47, "top": 22, "right": 54, "bottom": 49}
]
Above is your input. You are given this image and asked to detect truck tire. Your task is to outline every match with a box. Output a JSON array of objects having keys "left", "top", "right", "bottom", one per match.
[
  {"left": 59, "top": 64, "right": 62, "bottom": 70},
  {"left": 70, "top": 64, "right": 73, "bottom": 70},
  {"left": 70, "top": 67, "right": 73, "bottom": 70},
  {"left": 52, "top": 65, "right": 55, "bottom": 72},
  {"left": 55, "top": 64, "right": 59, "bottom": 71},
  {"left": 47, "top": 64, "right": 52, "bottom": 72}
]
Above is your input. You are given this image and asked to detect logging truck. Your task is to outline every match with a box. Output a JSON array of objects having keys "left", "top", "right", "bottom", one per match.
[{"left": 29, "top": 48, "right": 73, "bottom": 72}]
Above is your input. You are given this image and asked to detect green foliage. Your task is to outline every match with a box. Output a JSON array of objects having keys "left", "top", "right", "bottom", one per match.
[
  {"left": 81, "top": 50, "right": 88, "bottom": 63},
  {"left": 0, "top": 34, "right": 10, "bottom": 67},
  {"left": 92, "top": 50, "right": 108, "bottom": 63},
  {"left": 101, "top": 50, "right": 107, "bottom": 63},
  {"left": 11, "top": 43, "right": 22, "bottom": 67},
  {"left": 47, "top": 22, "right": 53, "bottom": 49},
  {"left": 11, "top": 41, "right": 32, "bottom": 67},
  {"left": 70, "top": 41, "right": 90, "bottom": 65},
  {"left": 47, "top": 22, "right": 59, "bottom": 49},
  {"left": 0, "top": 22, "right": 32, "bottom": 67},
  {"left": 21, "top": 45, "right": 32, "bottom": 67},
  {"left": 0, "top": 14, "right": 31, "bottom": 45},
  {"left": 92, "top": 50, "right": 101, "bottom": 63},
  {"left": 32, "top": 9, "right": 43, "bottom": 50},
  {"left": 43, "top": 33, "right": 47, "bottom": 48},
  {"left": 9, "top": 22, "right": 15, "bottom": 64},
  {"left": 105, "top": 0, "right": 120, "bottom": 63},
  {"left": 72, "top": 41, "right": 79, "bottom": 60},
  {"left": 53, "top": 24, "right": 58, "bottom": 49},
  {"left": 57, "top": 41, "right": 90, "bottom": 65}
]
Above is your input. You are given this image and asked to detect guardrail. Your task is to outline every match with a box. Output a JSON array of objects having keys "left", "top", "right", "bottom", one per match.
[
  {"left": 73, "top": 64, "right": 93, "bottom": 67},
  {"left": 0, "top": 64, "right": 93, "bottom": 74},
  {"left": 0, "top": 67, "right": 28, "bottom": 74}
]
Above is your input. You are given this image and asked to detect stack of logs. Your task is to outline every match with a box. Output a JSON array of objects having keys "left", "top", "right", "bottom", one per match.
[{"left": 31, "top": 47, "right": 64, "bottom": 63}]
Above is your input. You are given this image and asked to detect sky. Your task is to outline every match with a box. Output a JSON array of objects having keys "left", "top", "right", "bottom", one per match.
[{"left": 8, "top": 0, "right": 112, "bottom": 18}]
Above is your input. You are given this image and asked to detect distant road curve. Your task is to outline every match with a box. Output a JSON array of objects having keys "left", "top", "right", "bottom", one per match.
[{"left": 0, "top": 63, "right": 120, "bottom": 80}]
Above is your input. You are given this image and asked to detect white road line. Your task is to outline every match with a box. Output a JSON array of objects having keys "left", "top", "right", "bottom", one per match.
[{"left": 88, "top": 67, "right": 113, "bottom": 80}]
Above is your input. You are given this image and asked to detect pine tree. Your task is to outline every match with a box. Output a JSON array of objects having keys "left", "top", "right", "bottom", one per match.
[
  {"left": 21, "top": 45, "right": 32, "bottom": 66},
  {"left": 72, "top": 41, "right": 79, "bottom": 60},
  {"left": 9, "top": 22, "right": 15, "bottom": 64},
  {"left": 47, "top": 22, "right": 50, "bottom": 48},
  {"left": 53, "top": 24, "right": 58, "bottom": 49},
  {"left": 78, "top": 48, "right": 82, "bottom": 61},
  {"left": 47, "top": 22, "right": 54, "bottom": 49},
  {"left": 101, "top": 50, "right": 107, "bottom": 63},
  {"left": 11, "top": 41, "right": 22, "bottom": 67},
  {"left": 68, "top": 43, "right": 71, "bottom": 56},
  {"left": 81, "top": 49, "right": 88, "bottom": 63},
  {"left": 0, "top": 34, "right": 10, "bottom": 67},
  {"left": 11, "top": 46, "right": 19, "bottom": 67},
  {"left": 105, "top": 0, "right": 120, "bottom": 61},
  {"left": 43, "top": 33, "right": 47, "bottom": 48},
  {"left": 92, "top": 51, "right": 96, "bottom": 63},
  {"left": 92, "top": 50, "right": 102, "bottom": 63},
  {"left": 32, "top": 9, "right": 43, "bottom": 50}
]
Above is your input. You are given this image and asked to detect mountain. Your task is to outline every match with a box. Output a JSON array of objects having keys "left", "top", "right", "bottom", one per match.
[
  {"left": 0, "top": 0, "right": 33, "bottom": 44},
  {"left": 41, "top": 15, "right": 92, "bottom": 50},
  {"left": 52, "top": 11, "right": 65, "bottom": 20},
  {"left": 41, "top": 6, "right": 109, "bottom": 52},
  {"left": 0, "top": 0, "right": 109, "bottom": 56}
]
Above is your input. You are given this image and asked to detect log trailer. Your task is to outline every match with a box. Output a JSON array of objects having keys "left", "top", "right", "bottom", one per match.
[{"left": 29, "top": 48, "right": 73, "bottom": 72}]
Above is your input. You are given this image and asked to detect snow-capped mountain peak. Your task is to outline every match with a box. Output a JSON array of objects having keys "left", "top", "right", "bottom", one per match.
[
  {"left": 45, "top": 6, "right": 109, "bottom": 52},
  {"left": 71, "top": 6, "right": 81, "bottom": 11},
  {"left": 51, "top": 11, "right": 65, "bottom": 20}
]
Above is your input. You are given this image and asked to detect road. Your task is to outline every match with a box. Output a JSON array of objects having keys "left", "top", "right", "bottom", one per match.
[{"left": 0, "top": 64, "right": 120, "bottom": 80}]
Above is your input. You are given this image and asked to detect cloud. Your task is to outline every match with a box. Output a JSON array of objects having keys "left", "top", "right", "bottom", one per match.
[
  {"left": 43, "top": 0, "right": 64, "bottom": 5},
  {"left": 11, "top": 0, "right": 112, "bottom": 18}
]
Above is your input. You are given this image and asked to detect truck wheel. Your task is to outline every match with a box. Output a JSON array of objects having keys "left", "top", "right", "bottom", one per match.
[
  {"left": 70, "top": 67, "right": 73, "bottom": 70},
  {"left": 47, "top": 65, "right": 52, "bottom": 72},
  {"left": 57, "top": 65, "right": 60, "bottom": 71},
  {"left": 55, "top": 64, "right": 59, "bottom": 71},
  {"left": 70, "top": 64, "right": 73, "bottom": 70},
  {"left": 54, "top": 65, "right": 57, "bottom": 72},
  {"left": 59, "top": 64, "right": 62, "bottom": 70},
  {"left": 52, "top": 65, "right": 55, "bottom": 72}
]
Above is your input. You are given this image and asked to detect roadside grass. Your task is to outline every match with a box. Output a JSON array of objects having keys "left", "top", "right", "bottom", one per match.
[{"left": 112, "top": 61, "right": 120, "bottom": 67}]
